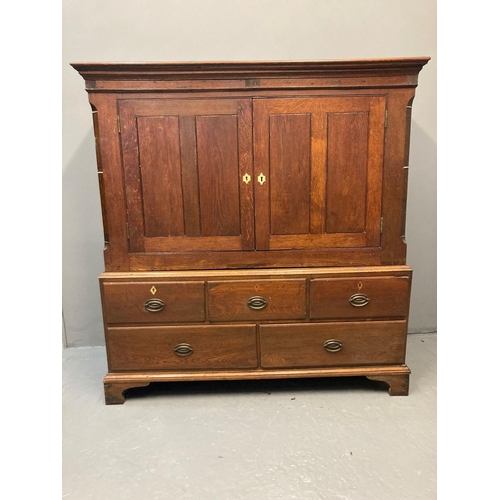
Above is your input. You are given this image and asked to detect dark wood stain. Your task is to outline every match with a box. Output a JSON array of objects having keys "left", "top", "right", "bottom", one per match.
[
  {"left": 269, "top": 113, "right": 311, "bottom": 235},
  {"left": 326, "top": 112, "right": 369, "bottom": 233},
  {"left": 196, "top": 115, "right": 241, "bottom": 237},
  {"left": 137, "top": 116, "right": 185, "bottom": 237}
]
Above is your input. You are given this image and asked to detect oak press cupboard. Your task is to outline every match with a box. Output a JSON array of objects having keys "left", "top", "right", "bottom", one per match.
[{"left": 72, "top": 58, "right": 429, "bottom": 404}]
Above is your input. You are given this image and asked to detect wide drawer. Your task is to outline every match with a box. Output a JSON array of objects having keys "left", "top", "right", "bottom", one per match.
[
  {"left": 102, "top": 281, "right": 205, "bottom": 324},
  {"left": 310, "top": 276, "right": 410, "bottom": 319},
  {"left": 260, "top": 321, "right": 407, "bottom": 368},
  {"left": 107, "top": 325, "right": 257, "bottom": 371},
  {"left": 208, "top": 279, "right": 306, "bottom": 321}
]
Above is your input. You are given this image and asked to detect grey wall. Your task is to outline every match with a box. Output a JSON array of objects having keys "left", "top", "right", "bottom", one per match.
[{"left": 62, "top": 0, "right": 436, "bottom": 347}]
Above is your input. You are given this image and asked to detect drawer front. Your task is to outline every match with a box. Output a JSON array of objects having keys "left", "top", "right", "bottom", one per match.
[
  {"left": 102, "top": 281, "right": 205, "bottom": 324},
  {"left": 208, "top": 280, "right": 306, "bottom": 321},
  {"left": 107, "top": 325, "right": 257, "bottom": 371},
  {"left": 310, "top": 277, "right": 410, "bottom": 319},
  {"left": 260, "top": 321, "right": 407, "bottom": 368}
]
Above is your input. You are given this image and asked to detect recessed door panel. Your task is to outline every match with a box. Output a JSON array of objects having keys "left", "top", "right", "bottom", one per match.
[
  {"left": 326, "top": 112, "right": 369, "bottom": 233},
  {"left": 196, "top": 115, "right": 241, "bottom": 237},
  {"left": 269, "top": 114, "right": 311, "bottom": 235},
  {"left": 136, "top": 116, "right": 184, "bottom": 237}
]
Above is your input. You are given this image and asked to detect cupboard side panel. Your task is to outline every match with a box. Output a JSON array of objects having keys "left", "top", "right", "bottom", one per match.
[{"left": 90, "top": 93, "right": 130, "bottom": 270}]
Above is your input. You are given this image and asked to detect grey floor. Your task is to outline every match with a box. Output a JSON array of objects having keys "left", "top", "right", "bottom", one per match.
[{"left": 63, "top": 333, "right": 436, "bottom": 500}]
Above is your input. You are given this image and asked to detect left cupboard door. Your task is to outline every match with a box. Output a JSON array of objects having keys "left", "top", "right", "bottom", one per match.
[{"left": 118, "top": 98, "right": 254, "bottom": 253}]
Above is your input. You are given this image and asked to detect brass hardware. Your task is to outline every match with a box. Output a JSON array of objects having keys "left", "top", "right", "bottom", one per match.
[
  {"left": 384, "top": 110, "right": 388, "bottom": 128},
  {"left": 380, "top": 217, "right": 384, "bottom": 234},
  {"left": 174, "top": 343, "right": 193, "bottom": 357},
  {"left": 247, "top": 296, "right": 268, "bottom": 310},
  {"left": 126, "top": 222, "right": 130, "bottom": 239},
  {"left": 407, "top": 105, "right": 412, "bottom": 109},
  {"left": 349, "top": 294, "right": 370, "bottom": 307},
  {"left": 117, "top": 116, "right": 121, "bottom": 134},
  {"left": 257, "top": 173, "right": 266, "bottom": 185},
  {"left": 150, "top": 286, "right": 157, "bottom": 295},
  {"left": 323, "top": 339, "right": 343, "bottom": 353},
  {"left": 97, "top": 170, "right": 103, "bottom": 174},
  {"left": 403, "top": 166, "right": 409, "bottom": 169},
  {"left": 144, "top": 298, "right": 165, "bottom": 312},
  {"left": 243, "top": 173, "right": 251, "bottom": 184}
]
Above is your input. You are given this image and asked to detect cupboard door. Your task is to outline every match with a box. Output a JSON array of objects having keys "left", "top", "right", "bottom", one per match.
[
  {"left": 253, "top": 97, "right": 386, "bottom": 250},
  {"left": 119, "top": 99, "right": 254, "bottom": 253}
]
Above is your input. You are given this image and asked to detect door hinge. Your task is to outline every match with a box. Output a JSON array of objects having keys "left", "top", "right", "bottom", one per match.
[
  {"left": 380, "top": 217, "right": 384, "bottom": 233},
  {"left": 126, "top": 222, "right": 130, "bottom": 239},
  {"left": 384, "top": 110, "right": 388, "bottom": 128},
  {"left": 117, "top": 115, "right": 121, "bottom": 134}
]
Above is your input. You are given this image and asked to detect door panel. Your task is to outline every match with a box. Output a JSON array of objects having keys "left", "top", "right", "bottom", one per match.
[
  {"left": 119, "top": 98, "right": 254, "bottom": 253},
  {"left": 196, "top": 115, "right": 241, "bottom": 236},
  {"left": 269, "top": 114, "right": 311, "bottom": 235},
  {"left": 325, "top": 112, "right": 369, "bottom": 233},
  {"left": 254, "top": 96, "right": 386, "bottom": 251},
  {"left": 136, "top": 116, "right": 184, "bottom": 237}
]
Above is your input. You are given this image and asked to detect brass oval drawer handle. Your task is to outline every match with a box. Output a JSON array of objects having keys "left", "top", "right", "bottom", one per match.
[
  {"left": 323, "top": 339, "right": 343, "bottom": 353},
  {"left": 144, "top": 298, "right": 165, "bottom": 313},
  {"left": 247, "top": 296, "right": 268, "bottom": 310},
  {"left": 174, "top": 343, "right": 193, "bottom": 357},
  {"left": 349, "top": 293, "right": 370, "bottom": 307}
]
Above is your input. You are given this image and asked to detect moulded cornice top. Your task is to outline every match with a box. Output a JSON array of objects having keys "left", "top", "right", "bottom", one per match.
[{"left": 71, "top": 57, "right": 430, "bottom": 81}]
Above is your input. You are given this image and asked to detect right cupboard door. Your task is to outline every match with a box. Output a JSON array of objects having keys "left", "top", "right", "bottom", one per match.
[{"left": 253, "top": 97, "right": 386, "bottom": 250}]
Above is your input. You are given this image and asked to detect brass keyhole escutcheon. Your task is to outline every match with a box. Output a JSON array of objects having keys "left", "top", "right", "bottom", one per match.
[
  {"left": 243, "top": 173, "right": 251, "bottom": 184},
  {"left": 258, "top": 173, "right": 266, "bottom": 185}
]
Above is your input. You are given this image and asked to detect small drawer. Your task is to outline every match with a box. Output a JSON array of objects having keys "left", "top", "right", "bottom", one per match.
[
  {"left": 102, "top": 281, "right": 205, "bottom": 324},
  {"left": 207, "top": 279, "right": 306, "bottom": 322},
  {"left": 260, "top": 321, "right": 407, "bottom": 368},
  {"left": 107, "top": 325, "right": 257, "bottom": 371},
  {"left": 310, "top": 276, "right": 410, "bottom": 320}
]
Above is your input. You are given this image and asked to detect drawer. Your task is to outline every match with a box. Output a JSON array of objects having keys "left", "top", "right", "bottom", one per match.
[
  {"left": 102, "top": 281, "right": 205, "bottom": 324},
  {"left": 107, "top": 325, "right": 257, "bottom": 371},
  {"left": 208, "top": 279, "right": 306, "bottom": 322},
  {"left": 310, "top": 276, "right": 410, "bottom": 319},
  {"left": 260, "top": 321, "right": 407, "bottom": 368}
]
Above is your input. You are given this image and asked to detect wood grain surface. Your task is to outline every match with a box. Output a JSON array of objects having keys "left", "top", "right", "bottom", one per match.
[
  {"left": 208, "top": 279, "right": 306, "bottom": 321},
  {"left": 310, "top": 276, "right": 411, "bottom": 320},
  {"left": 107, "top": 325, "right": 258, "bottom": 371},
  {"left": 260, "top": 321, "right": 407, "bottom": 368}
]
